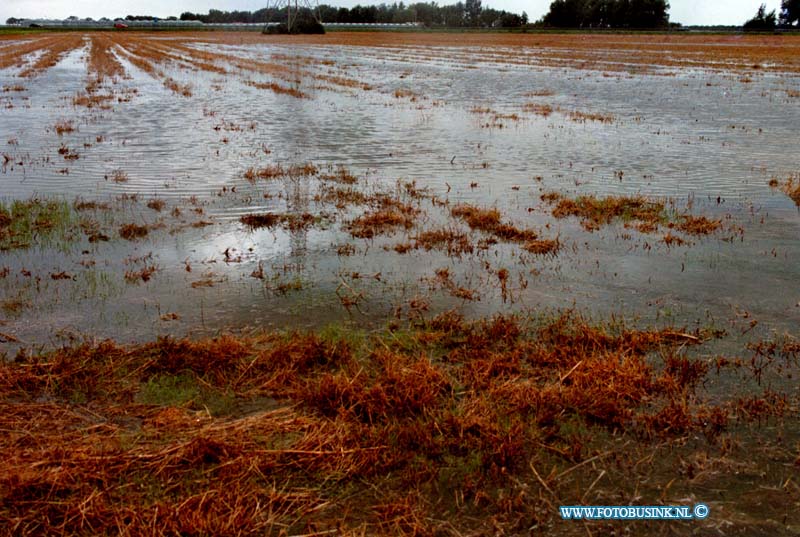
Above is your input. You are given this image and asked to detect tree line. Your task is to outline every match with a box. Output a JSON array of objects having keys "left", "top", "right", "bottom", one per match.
[
  {"left": 178, "top": 1, "right": 668, "bottom": 28},
  {"left": 179, "top": 1, "right": 528, "bottom": 28},
  {"left": 7, "top": 0, "right": 800, "bottom": 30}
]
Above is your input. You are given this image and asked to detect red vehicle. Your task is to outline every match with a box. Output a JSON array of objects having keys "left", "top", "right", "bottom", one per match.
[{"left": 114, "top": 22, "right": 128, "bottom": 29}]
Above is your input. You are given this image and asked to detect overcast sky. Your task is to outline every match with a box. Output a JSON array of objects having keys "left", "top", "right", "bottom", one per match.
[{"left": 1, "top": 0, "right": 784, "bottom": 26}]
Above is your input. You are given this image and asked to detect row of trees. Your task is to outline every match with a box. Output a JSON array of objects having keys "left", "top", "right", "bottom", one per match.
[
  {"left": 179, "top": 2, "right": 527, "bottom": 28},
  {"left": 7, "top": 0, "right": 800, "bottom": 30},
  {"left": 744, "top": 0, "right": 800, "bottom": 30},
  {"left": 541, "top": 0, "right": 670, "bottom": 28}
]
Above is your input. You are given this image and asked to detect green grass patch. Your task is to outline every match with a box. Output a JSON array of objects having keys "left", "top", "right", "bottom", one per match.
[
  {"left": 136, "top": 372, "right": 239, "bottom": 416},
  {"left": 0, "top": 198, "right": 77, "bottom": 251},
  {"left": 136, "top": 372, "right": 200, "bottom": 407}
]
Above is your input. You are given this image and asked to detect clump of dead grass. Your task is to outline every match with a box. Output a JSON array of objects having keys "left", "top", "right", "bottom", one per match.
[
  {"left": 771, "top": 175, "right": 800, "bottom": 206},
  {"left": 451, "top": 204, "right": 539, "bottom": 242},
  {"left": 119, "top": 223, "right": 149, "bottom": 240},
  {"left": 523, "top": 238, "right": 560, "bottom": 256},
  {"left": 240, "top": 213, "right": 319, "bottom": 231},
  {"left": 413, "top": 228, "right": 474, "bottom": 256},
  {"left": 146, "top": 199, "right": 165, "bottom": 212},
  {"left": 546, "top": 192, "right": 665, "bottom": 231},
  {"left": 348, "top": 209, "right": 414, "bottom": 238},
  {"left": 522, "top": 102, "right": 553, "bottom": 117},
  {"left": 244, "top": 163, "right": 318, "bottom": 182},
  {"left": 53, "top": 120, "right": 75, "bottom": 135},
  {"left": 543, "top": 192, "right": 726, "bottom": 238}
]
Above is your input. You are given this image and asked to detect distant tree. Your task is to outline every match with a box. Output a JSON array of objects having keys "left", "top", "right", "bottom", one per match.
[
  {"left": 465, "top": 0, "right": 482, "bottom": 25},
  {"left": 541, "top": 0, "right": 669, "bottom": 28},
  {"left": 6, "top": 17, "right": 20, "bottom": 25},
  {"left": 542, "top": 0, "right": 586, "bottom": 27},
  {"left": 410, "top": 2, "right": 440, "bottom": 27},
  {"left": 744, "top": 3, "right": 777, "bottom": 30},
  {"left": 780, "top": 0, "right": 800, "bottom": 26}
]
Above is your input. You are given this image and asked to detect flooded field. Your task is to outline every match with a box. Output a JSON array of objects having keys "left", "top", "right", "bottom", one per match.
[
  {"left": 0, "top": 31, "right": 798, "bottom": 346},
  {"left": 0, "top": 31, "right": 799, "bottom": 535}
]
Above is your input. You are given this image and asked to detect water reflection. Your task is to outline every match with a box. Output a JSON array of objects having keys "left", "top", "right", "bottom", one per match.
[{"left": 0, "top": 38, "right": 798, "bottom": 350}]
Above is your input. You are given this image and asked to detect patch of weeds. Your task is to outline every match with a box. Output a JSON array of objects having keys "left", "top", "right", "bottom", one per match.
[
  {"left": 53, "top": 120, "right": 75, "bottom": 135},
  {"left": 771, "top": 175, "right": 800, "bottom": 206},
  {"left": 451, "top": 204, "right": 538, "bottom": 243},
  {"left": 243, "top": 163, "right": 317, "bottom": 182},
  {"left": 268, "top": 274, "right": 305, "bottom": 295},
  {"left": 0, "top": 198, "right": 77, "bottom": 251},
  {"left": 119, "top": 223, "right": 149, "bottom": 241},
  {"left": 146, "top": 199, "right": 165, "bottom": 212},
  {"left": 1, "top": 298, "right": 27, "bottom": 317},
  {"left": 109, "top": 170, "right": 128, "bottom": 183},
  {"left": 523, "top": 238, "right": 560, "bottom": 256},
  {"left": 240, "top": 212, "right": 324, "bottom": 232},
  {"left": 136, "top": 372, "right": 199, "bottom": 407},
  {"left": 544, "top": 192, "right": 726, "bottom": 238},
  {"left": 124, "top": 265, "right": 158, "bottom": 284},
  {"left": 542, "top": 192, "right": 662, "bottom": 232},
  {"left": 413, "top": 229, "right": 474, "bottom": 256},
  {"left": 348, "top": 208, "right": 416, "bottom": 238},
  {"left": 318, "top": 323, "right": 367, "bottom": 355}
]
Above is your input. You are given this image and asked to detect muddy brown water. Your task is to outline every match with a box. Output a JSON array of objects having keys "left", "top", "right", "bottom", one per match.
[{"left": 0, "top": 36, "right": 799, "bottom": 354}]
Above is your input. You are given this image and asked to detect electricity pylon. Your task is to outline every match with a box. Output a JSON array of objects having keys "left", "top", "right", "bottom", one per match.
[{"left": 263, "top": 0, "right": 322, "bottom": 33}]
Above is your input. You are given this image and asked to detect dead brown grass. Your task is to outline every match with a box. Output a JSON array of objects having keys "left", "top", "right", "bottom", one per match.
[
  {"left": 244, "top": 163, "right": 318, "bottom": 181},
  {"left": 413, "top": 228, "right": 474, "bottom": 256},
  {"left": 544, "top": 192, "right": 728, "bottom": 240},
  {"left": 0, "top": 313, "right": 792, "bottom": 535},
  {"left": 774, "top": 175, "right": 800, "bottom": 206},
  {"left": 545, "top": 192, "right": 665, "bottom": 232},
  {"left": 53, "top": 120, "right": 75, "bottom": 135},
  {"left": 522, "top": 102, "right": 553, "bottom": 117},
  {"left": 348, "top": 208, "right": 415, "bottom": 238},
  {"left": 523, "top": 238, "right": 561, "bottom": 256},
  {"left": 119, "top": 223, "right": 149, "bottom": 240},
  {"left": 244, "top": 80, "right": 308, "bottom": 99},
  {"left": 451, "top": 204, "right": 538, "bottom": 242},
  {"left": 240, "top": 212, "right": 317, "bottom": 231},
  {"left": 672, "top": 215, "right": 722, "bottom": 235}
]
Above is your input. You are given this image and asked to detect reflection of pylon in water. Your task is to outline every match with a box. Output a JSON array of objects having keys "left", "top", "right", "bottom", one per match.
[
  {"left": 285, "top": 177, "right": 310, "bottom": 257},
  {"left": 264, "top": 0, "right": 322, "bottom": 33}
]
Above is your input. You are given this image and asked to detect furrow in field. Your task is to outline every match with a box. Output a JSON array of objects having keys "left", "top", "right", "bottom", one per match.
[
  {"left": 113, "top": 42, "right": 193, "bottom": 97},
  {"left": 18, "top": 34, "right": 85, "bottom": 78},
  {"left": 0, "top": 36, "right": 62, "bottom": 71},
  {"left": 87, "top": 34, "right": 125, "bottom": 81}
]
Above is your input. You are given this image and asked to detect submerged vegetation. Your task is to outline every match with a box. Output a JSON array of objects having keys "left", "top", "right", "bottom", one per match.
[
  {"left": 546, "top": 192, "right": 667, "bottom": 231},
  {"left": 452, "top": 204, "right": 539, "bottom": 242},
  {"left": 772, "top": 175, "right": 800, "bottom": 206},
  {"left": 543, "top": 192, "right": 723, "bottom": 237},
  {"left": 0, "top": 199, "right": 75, "bottom": 251}
]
